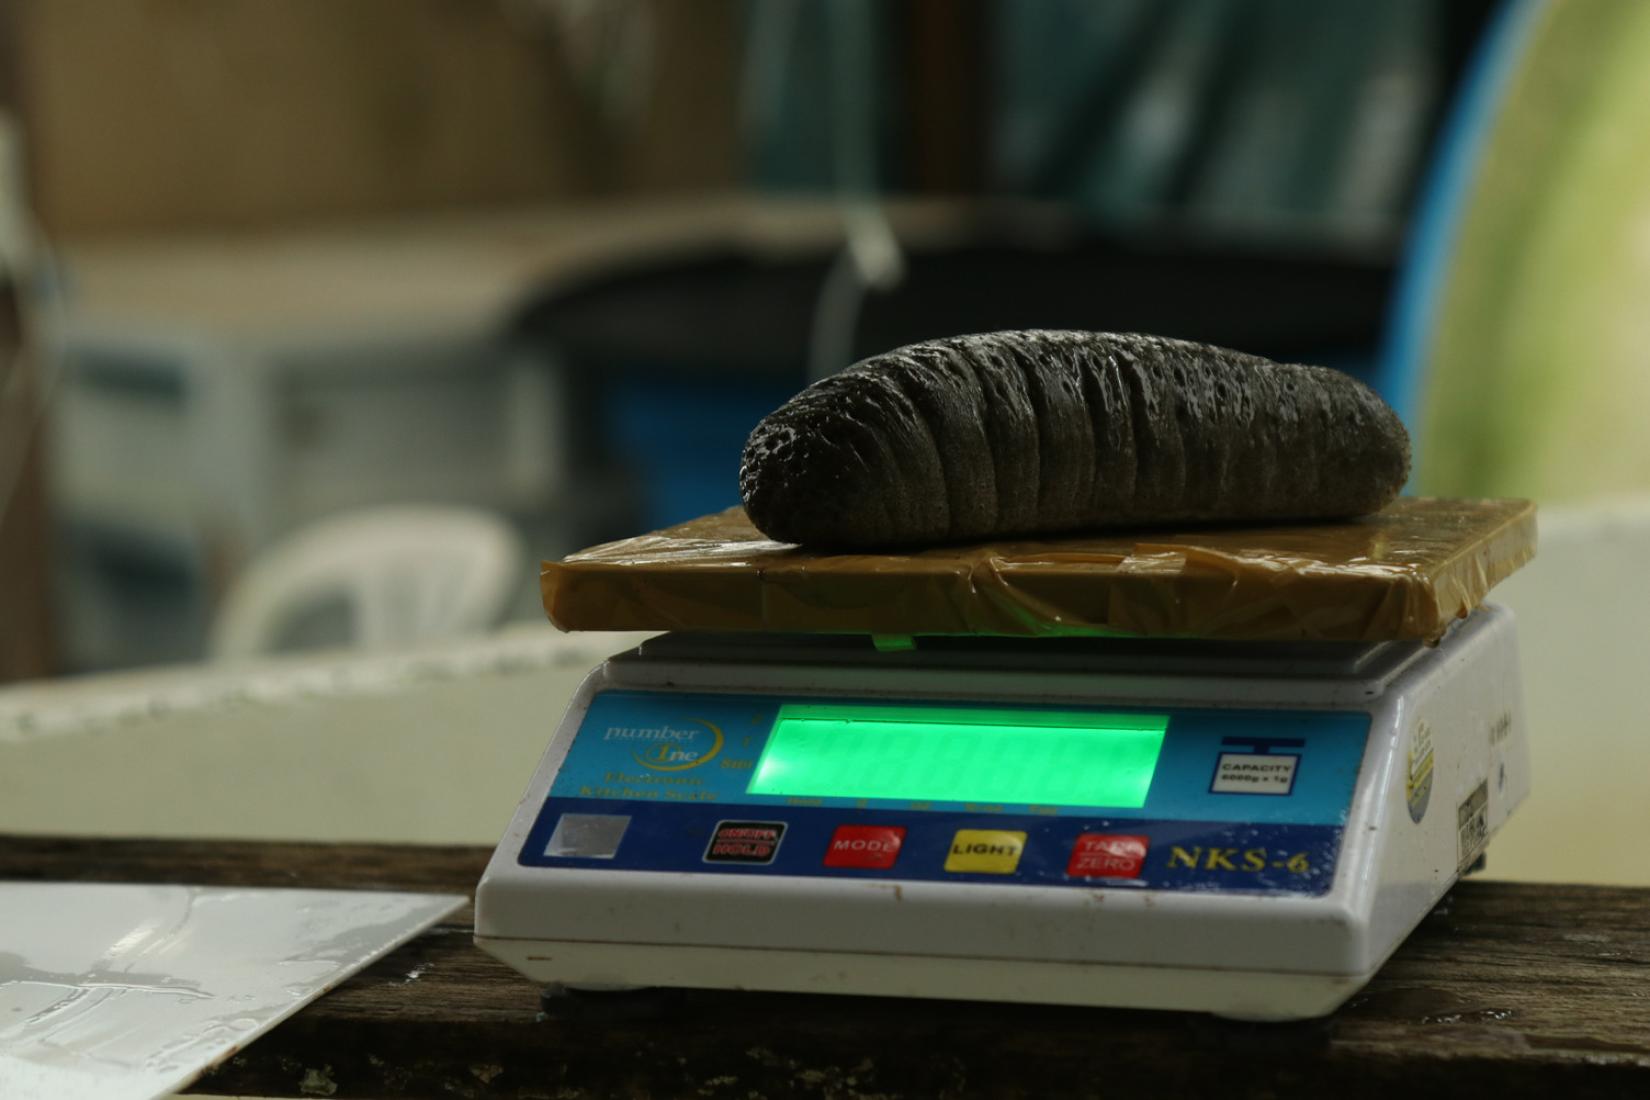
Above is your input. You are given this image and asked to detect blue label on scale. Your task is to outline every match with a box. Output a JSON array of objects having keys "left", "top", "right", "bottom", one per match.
[{"left": 520, "top": 691, "right": 1368, "bottom": 895}]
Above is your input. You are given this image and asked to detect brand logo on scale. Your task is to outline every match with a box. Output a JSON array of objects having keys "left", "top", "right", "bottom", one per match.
[
  {"left": 603, "top": 720, "right": 725, "bottom": 771},
  {"left": 1406, "top": 720, "right": 1435, "bottom": 824}
]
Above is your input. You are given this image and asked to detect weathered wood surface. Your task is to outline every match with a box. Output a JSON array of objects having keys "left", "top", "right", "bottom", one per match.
[{"left": 4, "top": 836, "right": 1647, "bottom": 1099}]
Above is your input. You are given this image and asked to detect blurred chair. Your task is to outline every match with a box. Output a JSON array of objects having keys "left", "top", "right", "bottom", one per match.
[{"left": 210, "top": 506, "right": 526, "bottom": 660}]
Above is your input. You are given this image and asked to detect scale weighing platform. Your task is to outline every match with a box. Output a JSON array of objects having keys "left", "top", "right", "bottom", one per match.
[{"left": 476, "top": 604, "right": 1529, "bottom": 1019}]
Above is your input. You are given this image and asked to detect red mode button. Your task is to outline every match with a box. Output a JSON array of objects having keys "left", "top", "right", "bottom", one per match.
[
  {"left": 823, "top": 825, "right": 906, "bottom": 869},
  {"left": 1067, "top": 834, "right": 1149, "bottom": 879}
]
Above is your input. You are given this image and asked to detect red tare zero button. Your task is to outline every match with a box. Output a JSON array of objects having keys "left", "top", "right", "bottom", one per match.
[{"left": 1067, "top": 834, "right": 1149, "bottom": 879}]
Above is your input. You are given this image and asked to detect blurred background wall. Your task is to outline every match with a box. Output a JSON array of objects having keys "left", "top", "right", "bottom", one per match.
[{"left": 15, "top": 0, "right": 741, "bottom": 235}]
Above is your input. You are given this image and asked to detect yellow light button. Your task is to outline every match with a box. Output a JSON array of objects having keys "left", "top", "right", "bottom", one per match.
[{"left": 945, "top": 830, "right": 1027, "bottom": 874}]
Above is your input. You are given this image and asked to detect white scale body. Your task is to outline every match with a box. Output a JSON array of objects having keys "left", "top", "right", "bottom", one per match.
[{"left": 476, "top": 604, "right": 1528, "bottom": 1020}]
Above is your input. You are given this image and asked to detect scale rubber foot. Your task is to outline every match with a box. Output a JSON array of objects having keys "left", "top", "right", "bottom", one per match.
[{"left": 540, "top": 982, "right": 682, "bottom": 1022}]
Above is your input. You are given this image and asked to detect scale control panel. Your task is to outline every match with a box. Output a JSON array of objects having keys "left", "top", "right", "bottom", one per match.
[{"left": 518, "top": 691, "right": 1369, "bottom": 896}]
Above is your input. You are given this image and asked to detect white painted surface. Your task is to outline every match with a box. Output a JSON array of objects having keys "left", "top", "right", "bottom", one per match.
[
  {"left": 0, "top": 883, "right": 462, "bottom": 1100},
  {"left": 1480, "top": 496, "right": 1650, "bottom": 885},
  {"left": 0, "top": 625, "right": 655, "bottom": 844}
]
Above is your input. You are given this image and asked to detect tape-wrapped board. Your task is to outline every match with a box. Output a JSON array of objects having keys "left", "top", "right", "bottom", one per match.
[{"left": 541, "top": 498, "right": 1535, "bottom": 643}]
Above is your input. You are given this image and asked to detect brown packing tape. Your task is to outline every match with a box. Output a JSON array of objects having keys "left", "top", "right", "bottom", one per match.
[{"left": 541, "top": 498, "right": 1536, "bottom": 643}]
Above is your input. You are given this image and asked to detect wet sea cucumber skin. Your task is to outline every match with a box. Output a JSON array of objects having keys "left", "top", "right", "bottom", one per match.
[{"left": 739, "top": 330, "right": 1411, "bottom": 548}]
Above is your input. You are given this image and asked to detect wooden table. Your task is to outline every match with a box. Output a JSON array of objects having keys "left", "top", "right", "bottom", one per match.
[{"left": 4, "top": 837, "right": 1647, "bottom": 1098}]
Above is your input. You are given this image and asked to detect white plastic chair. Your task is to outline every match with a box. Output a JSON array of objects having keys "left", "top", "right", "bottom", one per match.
[{"left": 210, "top": 506, "right": 527, "bottom": 659}]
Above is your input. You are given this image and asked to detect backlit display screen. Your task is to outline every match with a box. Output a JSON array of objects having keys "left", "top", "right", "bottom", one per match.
[{"left": 746, "top": 703, "right": 1168, "bottom": 809}]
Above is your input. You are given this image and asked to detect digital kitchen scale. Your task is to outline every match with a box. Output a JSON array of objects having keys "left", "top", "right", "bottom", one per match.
[{"left": 475, "top": 602, "right": 1529, "bottom": 1020}]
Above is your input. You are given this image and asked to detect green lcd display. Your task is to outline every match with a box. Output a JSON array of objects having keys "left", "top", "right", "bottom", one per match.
[{"left": 747, "top": 703, "right": 1168, "bottom": 809}]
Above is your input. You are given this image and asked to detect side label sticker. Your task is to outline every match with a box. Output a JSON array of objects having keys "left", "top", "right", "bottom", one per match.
[{"left": 1457, "top": 781, "right": 1489, "bottom": 873}]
